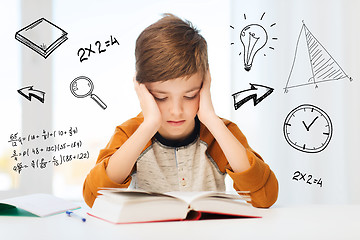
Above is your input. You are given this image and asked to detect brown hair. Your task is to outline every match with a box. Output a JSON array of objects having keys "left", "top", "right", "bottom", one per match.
[{"left": 135, "top": 13, "right": 209, "bottom": 83}]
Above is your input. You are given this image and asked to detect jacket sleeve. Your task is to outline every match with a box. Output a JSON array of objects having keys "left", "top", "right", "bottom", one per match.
[
  {"left": 82, "top": 126, "right": 133, "bottom": 208},
  {"left": 224, "top": 121, "right": 279, "bottom": 208},
  {"left": 226, "top": 150, "right": 279, "bottom": 208}
]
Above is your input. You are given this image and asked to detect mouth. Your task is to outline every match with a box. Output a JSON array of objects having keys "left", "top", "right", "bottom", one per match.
[{"left": 167, "top": 120, "right": 185, "bottom": 126}]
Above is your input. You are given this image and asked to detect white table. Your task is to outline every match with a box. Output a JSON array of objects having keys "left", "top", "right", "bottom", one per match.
[{"left": 1, "top": 204, "right": 359, "bottom": 240}]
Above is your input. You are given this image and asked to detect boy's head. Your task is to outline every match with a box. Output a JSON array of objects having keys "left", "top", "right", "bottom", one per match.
[
  {"left": 135, "top": 13, "right": 209, "bottom": 83},
  {"left": 135, "top": 14, "right": 209, "bottom": 141}
]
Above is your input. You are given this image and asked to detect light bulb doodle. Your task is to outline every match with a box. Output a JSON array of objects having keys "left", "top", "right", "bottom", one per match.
[
  {"left": 240, "top": 24, "right": 268, "bottom": 71},
  {"left": 230, "top": 12, "right": 277, "bottom": 72}
]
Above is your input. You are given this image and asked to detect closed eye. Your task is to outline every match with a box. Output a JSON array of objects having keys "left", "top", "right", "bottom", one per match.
[
  {"left": 154, "top": 96, "right": 167, "bottom": 101},
  {"left": 184, "top": 92, "right": 199, "bottom": 100}
]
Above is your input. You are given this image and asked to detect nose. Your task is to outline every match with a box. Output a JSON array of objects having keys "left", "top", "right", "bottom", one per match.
[{"left": 169, "top": 98, "right": 183, "bottom": 117}]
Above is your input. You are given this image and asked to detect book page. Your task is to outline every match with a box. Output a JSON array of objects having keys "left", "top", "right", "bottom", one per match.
[
  {"left": 165, "top": 191, "right": 250, "bottom": 204},
  {"left": 0, "top": 193, "right": 80, "bottom": 217},
  {"left": 165, "top": 191, "right": 211, "bottom": 204},
  {"left": 98, "top": 188, "right": 179, "bottom": 203},
  {"left": 165, "top": 191, "right": 263, "bottom": 217}
]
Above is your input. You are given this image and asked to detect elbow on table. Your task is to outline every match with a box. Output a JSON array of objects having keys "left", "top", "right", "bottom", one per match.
[{"left": 251, "top": 175, "right": 279, "bottom": 208}]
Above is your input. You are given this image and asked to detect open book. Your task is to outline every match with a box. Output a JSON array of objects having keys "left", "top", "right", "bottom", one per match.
[
  {"left": 0, "top": 193, "right": 80, "bottom": 217},
  {"left": 88, "top": 188, "right": 265, "bottom": 224}
]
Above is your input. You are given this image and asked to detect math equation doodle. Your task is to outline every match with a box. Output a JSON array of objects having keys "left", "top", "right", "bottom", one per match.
[
  {"left": 8, "top": 127, "right": 89, "bottom": 174},
  {"left": 292, "top": 170, "right": 323, "bottom": 187},
  {"left": 15, "top": 18, "right": 68, "bottom": 59},
  {"left": 77, "top": 35, "right": 119, "bottom": 62}
]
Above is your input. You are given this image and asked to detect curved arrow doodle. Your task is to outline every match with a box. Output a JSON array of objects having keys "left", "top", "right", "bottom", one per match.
[
  {"left": 232, "top": 83, "right": 274, "bottom": 110},
  {"left": 18, "top": 86, "right": 46, "bottom": 103}
]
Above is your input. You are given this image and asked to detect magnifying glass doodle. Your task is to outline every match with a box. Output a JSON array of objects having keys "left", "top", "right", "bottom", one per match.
[{"left": 70, "top": 76, "right": 107, "bottom": 110}]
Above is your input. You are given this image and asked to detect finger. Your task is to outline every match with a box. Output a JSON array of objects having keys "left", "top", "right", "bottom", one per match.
[
  {"left": 201, "top": 71, "right": 211, "bottom": 90},
  {"left": 134, "top": 77, "right": 148, "bottom": 96},
  {"left": 133, "top": 72, "right": 141, "bottom": 90},
  {"left": 133, "top": 79, "right": 140, "bottom": 95},
  {"left": 206, "top": 69, "right": 212, "bottom": 85},
  {"left": 138, "top": 83, "right": 149, "bottom": 93},
  {"left": 133, "top": 74, "right": 139, "bottom": 87},
  {"left": 135, "top": 83, "right": 153, "bottom": 102}
]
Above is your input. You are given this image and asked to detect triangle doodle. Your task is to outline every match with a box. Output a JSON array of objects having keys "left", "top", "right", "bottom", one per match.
[{"left": 284, "top": 21, "right": 351, "bottom": 93}]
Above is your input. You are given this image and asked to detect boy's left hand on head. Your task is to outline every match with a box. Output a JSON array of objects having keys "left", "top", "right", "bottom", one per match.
[{"left": 197, "top": 70, "right": 217, "bottom": 126}]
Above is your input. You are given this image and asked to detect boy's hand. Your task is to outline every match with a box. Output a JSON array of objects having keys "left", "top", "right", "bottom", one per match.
[
  {"left": 133, "top": 76, "right": 162, "bottom": 131},
  {"left": 197, "top": 70, "right": 217, "bottom": 127}
]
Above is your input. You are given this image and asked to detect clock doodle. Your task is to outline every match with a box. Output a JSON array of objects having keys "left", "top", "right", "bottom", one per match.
[{"left": 283, "top": 104, "right": 333, "bottom": 153}]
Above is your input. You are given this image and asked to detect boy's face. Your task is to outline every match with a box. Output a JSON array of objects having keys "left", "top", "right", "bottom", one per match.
[{"left": 145, "top": 73, "right": 203, "bottom": 141}]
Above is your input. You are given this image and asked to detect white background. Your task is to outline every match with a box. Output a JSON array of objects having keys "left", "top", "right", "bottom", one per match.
[{"left": 0, "top": 0, "right": 359, "bottom": 207}]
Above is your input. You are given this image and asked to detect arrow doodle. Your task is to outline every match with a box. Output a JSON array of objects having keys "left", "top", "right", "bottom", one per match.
[
  {"left": 232, "top": 83, "right": 274, "bottom": 110},
  {"left": 18, "top": 86, "right": 46, "bottom": 103}
]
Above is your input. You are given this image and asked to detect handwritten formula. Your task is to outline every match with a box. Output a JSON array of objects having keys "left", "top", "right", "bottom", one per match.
[
  {"left": 292, "top": 170, "right": 323, "bottom": 187},
  {"left": 77, "top": 35, "right": 119, "bottom": 62},
  {"left": 8, "top": 127, "right": 78, "bottom": 147},
  {"left": 8, "top": 127, "right": 89, "bottom": 174}
]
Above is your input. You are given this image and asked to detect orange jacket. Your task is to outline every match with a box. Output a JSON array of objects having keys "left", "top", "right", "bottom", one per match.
[{"left": 83, "top": 113, "right": 278, "bottom": 208}]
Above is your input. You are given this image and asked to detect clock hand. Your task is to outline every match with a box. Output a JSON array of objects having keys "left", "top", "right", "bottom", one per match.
[
  {"left": 307, "top": 116, "right": 319, "bottom": 130},
  {"left": 302, "top": 121, "right": 309, "bottom": 131}
]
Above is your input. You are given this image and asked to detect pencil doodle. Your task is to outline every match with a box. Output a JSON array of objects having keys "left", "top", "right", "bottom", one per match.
[
  {"left": 15, "top": 18, "right": 68, "bottom": 59},
  {"left": 17, "top": 86, "right": 45, "bottom": 103},
  {"left": 283, "top": 104, "right": 333, "bottom": 153},
  {"left": 284, "top": 21, "right": 352, "bottom": 93},
  {"left": 70, "top": 76, "right": 107, "bottom": 110},
  {"left": 232, "top": 83, "right": 274, "bottom": 110},
  {"left": 230, "top": 12, "right": 277, "bottom": 71}
]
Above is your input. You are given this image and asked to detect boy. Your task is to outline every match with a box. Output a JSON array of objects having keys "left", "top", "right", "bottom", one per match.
[{"left": 83, "top": 14, "right": 278, "bottom": 208}]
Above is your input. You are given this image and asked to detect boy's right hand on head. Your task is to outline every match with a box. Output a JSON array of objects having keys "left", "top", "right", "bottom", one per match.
[{"left": 133, "top": 77, "right": 162, "bottom": 131}]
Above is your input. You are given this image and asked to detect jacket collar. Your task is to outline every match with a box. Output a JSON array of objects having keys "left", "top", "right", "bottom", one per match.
[{"left": 154, "top": 116, "right": 200, "bottom": 148}]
